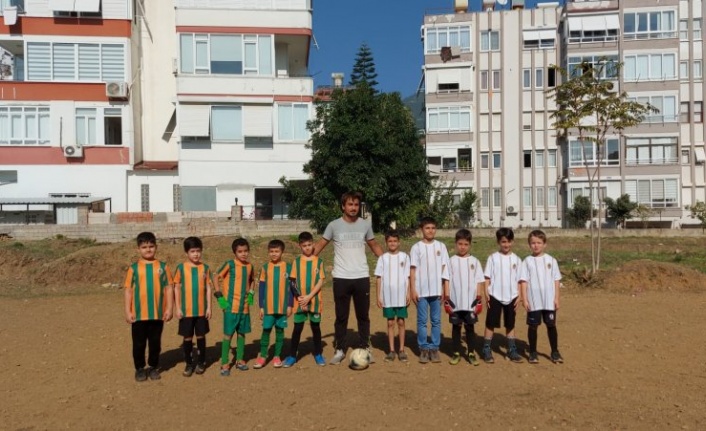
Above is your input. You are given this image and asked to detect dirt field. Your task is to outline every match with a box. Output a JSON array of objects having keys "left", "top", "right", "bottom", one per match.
[{"left": 1, "top": 237, "right": 705, "bottom": 430}]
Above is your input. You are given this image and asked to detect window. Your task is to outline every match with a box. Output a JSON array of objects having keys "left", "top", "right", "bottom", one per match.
[
  {"left": 522, "top": 31, "right": 555, "bottom": 49},
  {"left": 695, "top": 19, "right": 702, "bottom": 40},
  {"left": 695, "top": 102, "right": 703, "bottom": 123},
  {"left": 680, "top": 19, "right": 689, "bottom": 40},
  {"left": 625, "top": 137, "right": 678, "bottom": 165},
  {"left": 624, "top": 178, "right": 678, "bottom": 208},
  {"left": 427, "top": 106, "right": 472, "bottom": 133},
  {"left": 442, "top": 157, "right": 457, "bottom": 172},
  {"left": 548, "top": 186, "right": 557, "bottom": 207},
  {"left": 523, "top": 187, "right": 532, "bottom": 207},
  {"left": 680, "top": 60, "right": 689, "bottom": 80},
  {"left": 425, "top": 26, "right": 471, "bottom": 54},
  {"left": 104, "top": 108, "right": 122, "bottom": 146},
  {"left": 568, "top": 16, "right": 619, "bottom": 43},
  {"left": 571, "top": 187, "right": 607, "bottom": 208},
  {"left": 493, "top": 152, "right": 501, "bottom": 168},
  {"left": 211, "top": 106, "right": 243, "bottom": 141},
  {"left": 141, "top": 184, "right": 150, "bottom": 212},
  {"left": 629, "top": 95, "right": 677, "bottom": 123},
  {"left": 481, "top": 153, "right": 489, "bottom": 169},
  {"left": 0, "top": 106, "right": 50, "bottom": 145},
  {"left": 681, "top": 102, "right": 690, "bottom": 123},
  {"left": 458, "top": 148, "right": 472, "bottom": 171},
  {"left": 569, "top": 138, "right": 620, "bottom": 167},
  {"left": 76, "top": 108, "right": 96, "bottom": 146},
  {"left": 438, "top": 82, "right": 460, "bottom": 92},
  {"left": 173, "top": 184, "right": 182, "bottom": 212},
  {"left": 493, "top": 188, "right": 502, "bottom": 207},
  {"left": 180, "top": 33, "right": 272, "bottom": 76},
  {"left": 568, "top": 55, "right": 619, "bottom": 79},
  {"left": 548, "top": 149, "right": 557, "bottom": 167},
  {"left": 277, "top": 103, "right": 308, "bottom": 141},
  {"left": 480, "top": 70, "right": 488, "bottom": 91},
  {"left": 535, "top": 68, "right": 544, "bottom": 88},
  {"left": 480, "top": 31, "right": 500, "bottom": 51},
  {"left": 26, "top": 42, "right": 126, "bottom": 82},
  {"left": 524, "top": 150, "right": 532, "bottom": 168},
  {"left": 536, "top": 187, "right": 545, "bottom": 207},
  {"left": 481, "top": 188, "right": 489, "bottom": 207},
  {"left": 623, "top": 53, "right": 677, "bottom": 81},
  {"left": 624, "top": 11, "right": 676, "bottom": 39},
  {"left": 535, "top": 150, "right": 545, "bottom": 168},
  {"left": 681, "top": 149, "right": 690, "bottom": 164},
  {"left": 548, "top": 68, "right": 556, "bottom": 87},
  {"left": 523, "top": 69, "right": 531, "bottom": 89},
  {"left": 694, "top": 60, "right": 703, "bottom": 79},
  {"left": 492, "top": 70, "right": 501, "bottom": 90}
]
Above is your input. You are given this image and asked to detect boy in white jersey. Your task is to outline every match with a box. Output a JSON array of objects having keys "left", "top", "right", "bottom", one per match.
[
  {"left": 410, "top": 217, "right": 449, "bottom": 364},
  {"left": 482, "top": 228, "right": 523, "bottom": 364},
  {"left": 447, "top": 229, "right": 485, "bottom": 366},
  {"left": 519, "top": 230, "right": 563, "bottom": 364},
  {"left": 375, "top": 230, "right": 411, "bottom": 362}
]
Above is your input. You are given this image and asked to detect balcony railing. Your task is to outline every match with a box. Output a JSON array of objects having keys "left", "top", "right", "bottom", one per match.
[
  {"left": 174, "top": 0, "right": 310, "bottom": 9},
  {"left": 624, "top": 31, "right": 678, "bottom": 40},
  {"left": 625, "top": 157, "right": 678, "bottom": 166},
  {"left": 567, "top": 35, "right": 619, "bottom": 44}
]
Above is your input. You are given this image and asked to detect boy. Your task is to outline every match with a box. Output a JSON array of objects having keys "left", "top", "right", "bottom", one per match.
[
  {"left": 410, "top": 217, "right": 449, "bottom": 364},
  {"left": 173, "top": 236, "right": 213, "bottom": 377},
  {"left": 254, "top": 239, "right": 293, "bottom": 369},
  {"left": 447, "top": 229, "right": 485, "bottom": 366},
  {"left": 215, "top": 237, "right": 255, "bottom": 376},
  {"left": 482, "top": 228, "right": 523, "bottom": 364},
  {"left": 283, "top": 232, "right": 327, "bottom": 367},
  {"left": 519, "top": 230, "right": 563, "bottom": 364},
  {"left": 375, "top": 230, "right": 411, "bottom": 362},
  {"left": 123, "top": 231, "right": 173, "bottom": 382}
]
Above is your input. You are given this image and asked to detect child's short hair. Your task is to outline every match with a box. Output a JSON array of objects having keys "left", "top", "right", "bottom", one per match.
[
  {"left": 268, "top": 239, "right": 285, "bottom": 251},
  {"left": 298, "top": 231, "right": 314, "bottom": 243},
  {"left": 340, "top": 191, "right": 363, "bottom": 206},
  {"left": 495, "top": 227, "right": 514, "bottom": 242},
  {"left": 455, "top": 228, "right": 472, "bottom": 242},
  {"left": 183, "top": 236, "right": 203, "bottom": 252},
  {"left": 384, "top": 229, "right": 400, "bottom": 241},
  {"left": 231, "top": 237, "right": 250, "bottom": 253},
  {"left": 528, "top": 229, "right": 547, "bottom": 243},
  {"left": 419, "top": 216, "right": 436, "bottom": 228},
  {"left": 136, "top": 231, "right": 156, "bottom": 246}
]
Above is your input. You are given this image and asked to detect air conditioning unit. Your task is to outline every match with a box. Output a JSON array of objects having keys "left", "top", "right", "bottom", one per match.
[
  {"left": 63, "top": 145, "right": 83, "bottom": 158},
  {"left": 450, "top": 46, "right": 461, "bottom": 57},
  {"left": 506, "top": 205, "right": 516, "bottom": 214},
  {"left": 105, "top": 82, "right": 128, "bottom": 98}
]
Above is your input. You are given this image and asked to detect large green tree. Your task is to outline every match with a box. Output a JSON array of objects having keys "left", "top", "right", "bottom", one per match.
[
  {"left": 349, "top": 43, "right": 379, "bottom": 91},
  {"left": 604, "top": 194, "right": 638, "bottom": 229}
]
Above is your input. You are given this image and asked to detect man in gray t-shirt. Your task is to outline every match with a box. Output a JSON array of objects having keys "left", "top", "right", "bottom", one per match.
[{"left": 315, "top": 191, "right": 382, "bottom": 365}]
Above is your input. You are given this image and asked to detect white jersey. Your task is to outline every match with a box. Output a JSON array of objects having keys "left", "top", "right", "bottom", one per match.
[
  {"left": 484, "top": 251, "right": 522, "bottom": 305},
  {"left": 374, "top": 252, "right": 410, "bottom": 308},
  {"left": 410, "top": 240, "right": 450, "bottom": 297},
  {"left": 449, "top": 255, "right": 485, "bottom": 311},
  {"left": 519, "top": 254, "right": 561, "bottom": 311}
]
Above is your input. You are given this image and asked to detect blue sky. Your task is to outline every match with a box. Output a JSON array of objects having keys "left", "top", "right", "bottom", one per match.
[{"left": 309, "top": 0, "right": 565, "bottom": 96}]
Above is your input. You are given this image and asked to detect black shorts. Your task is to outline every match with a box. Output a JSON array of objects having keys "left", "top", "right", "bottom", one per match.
[
  {"left": 526, "top": 310, "right": 557, "bottom": 327},
  {"left": 178, "top": 316, "right": 210, "bottom": 337},
  {"left": 485, "top": 296, "right": 517, "bottom": 330},
  {"left": 449, "top": 310, "right": 477, "bottom": 326}
]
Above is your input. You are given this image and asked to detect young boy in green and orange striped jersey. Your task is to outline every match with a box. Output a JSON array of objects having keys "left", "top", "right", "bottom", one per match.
[
  {"left": 123, "top": 231, "right": 174, "bottom": 382},
  {"left": 215, "top": 237, "right": 256, "bottom": 376},
  {"left": 253, "top": 239, "right": 293, "bottom": 369},
  {"left": 173, "top": 236, "right": 213, "bottom": 377},
  {"left": 282, "top": 231, "right": 326, "bottom": 368}
]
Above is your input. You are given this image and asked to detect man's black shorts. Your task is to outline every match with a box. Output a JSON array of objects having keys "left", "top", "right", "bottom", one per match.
[
  {"left": 526, "top": 310, "right": 557, "bottom": 327},
  {"left": 178, "top": 316, "right": 210, "bottom": 337},
  {"left": 485, "top": 296, "right": 517, "bottom": 330},
  {"left": 449, "top": 310, "right": 477, "bottom": 326}
]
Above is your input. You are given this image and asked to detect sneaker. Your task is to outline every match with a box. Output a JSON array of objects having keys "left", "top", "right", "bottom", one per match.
[
  {"left": 234, "top": 361, "right": 249, "bottom": 371},
  {"left": 330, "top": 349, "right": 346, "bottom": 365},
  {"left": 147, "top": 367, "right": 160, "bottom": 380},
  {"left": 282, "top": 356, "right": 297, "bottom": 368},
  {"left": 272, "top": 357, "right": 283, "bottom": 368},
  {"left": 134, "top": 368, "right": 148, "bottom": 382},
  {"left": 219, "top": 365, "right": 231, "bottom": 377},
  {"left": 314, "top": 354, "right": 326, "bottom": 366},
  {"left": 183, "top": 364, "right": 195, "bottom": 377},
  {"left": 367, "top": 348, "right": 376, "bottom": 364},
  {"left": 194, "top": 363, "right": 206, "bottom": 375},
  {"left": 429, "top": 349, "right": 442, "bottom": 363},
  {"left": 253, "top": 356, "right": 267, "bottom": 369},
  {"left": 482, "top": 346, "right": 495, "bottom": 364},
  {"left": 418, "top": 349, "right": 430, "bottom": 364},
  {"left": 551, "top": 351, "right": 564, "bottom": 364},
  {"left": 468, "top": 352, "right": 480, "bottom": 366},
  {"left": 384, "top": 352, "right": 396, "bottom": 362},
  {"left": 528, "top": 352, "right": 539, "bottom": 364},
  {"left": 507, "top": 347, "right": 523, "bottom": 363},
  {"left": 397, "top": 350, "right": 409, "bottom": 362},
  {"left": 449, "top": 352, "right": 461, "bottom": 365}
]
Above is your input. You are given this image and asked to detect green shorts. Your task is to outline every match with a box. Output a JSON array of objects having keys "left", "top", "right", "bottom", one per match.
[
  {"left": 223, "top": 311, "right": 251, "bottom": 336},
  {"left": 262, "top": 314, "right": 288, "bottom": 330},
  {"left": 383, "top": 306, "right": 408, "bottom": 319},
  {"left": 293, "top": 311, "right": 322, "bottom": 324}
]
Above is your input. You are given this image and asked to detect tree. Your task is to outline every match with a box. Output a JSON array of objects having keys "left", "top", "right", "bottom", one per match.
[
  {"left": 633, "top": 204, "right": 653, "bottom": 229},
  {"left": 280, "top": 82, "right": 430, "bottom": 233},
  {"left": 548, "top": 60, "right": 654, "bottom": 274},
  {"left": 566, "top": 195, "right": 593, "bottom": 228},
  {"left": 686, "top": 201, "right": 706, "bottom": 232},
  {"left": 604, "top": 194, "right": 638, "bottom": 229},
  {"left": 349, "top": 43, "right": 379, "bottom": 91},
  {"left": 457, "top": 188, "right": 477, "bottom": 227}
]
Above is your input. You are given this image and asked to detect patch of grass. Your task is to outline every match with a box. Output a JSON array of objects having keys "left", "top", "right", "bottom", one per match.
[{"left": 11, "top": 242, "right": 24, "bottom": 249}]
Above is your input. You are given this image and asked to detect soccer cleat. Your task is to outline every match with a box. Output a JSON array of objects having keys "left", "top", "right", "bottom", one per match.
[
  {"left": 551, "top": 351, "right": 564, "bottom": 364},
  {"left": 449, "top": 352, "right": 461, "bottom": 365},
  {"left": 314, "top": 354, "right": 326, "bottom": 366},
  {"left": 282, "top": 356, "right": 297, "bottom": 368},
  {"left": 482, "top": 346, "right": 495, "bottom": 364},
  {"left": 384, "top": 352, "right": 396, "bottom": 362},
  {"left": 194, "top": 363, "right": 206, "bottom": 375},
  {"left": 219, "top": 365, "right": 231, "bottom": 377},
  {"left": 329, "top": 349, "right": 346, "bottom": 365},
  {"left": 468, "top": 352, "right": 480, "bottom": 366},
  {"left": 134, "top": 368, "right": 148, "bottom": 382},
  {"left": 272, "top": 357, "right": 283, "bottom": 368},
  {"left": 418, "top": 349, "right": 430, "bottom": 364},
  {"left": 253, "top": 356, "right": 267, "bottom": 369},
  {"left": 429, "top": 349, "right": 442, "bottom": 363},
  {"left": 367, "top": 348, "right": 376, "bottom": 364},
  {"left": 183, "top": 364, "right": 195, "bottom": 377},
  {"left": 397, "top": 350, "right": 409, "bottom": 362},
  {"left": 528, "top": 352, "right": 539, "bottom": 364},
  {"left": 507, "top": 347, "right": 523, "bottom": 363},
  {"left": 234, "top": 361, "right": 249, "bottom": 371},
  {"left": 147, "top": 367, "right": 161, "bottom": 380}
]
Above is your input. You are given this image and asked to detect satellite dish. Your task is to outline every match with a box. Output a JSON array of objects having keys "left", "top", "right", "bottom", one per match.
[{"left": 497, "top": 0, "right": 508, "bottom": 5}]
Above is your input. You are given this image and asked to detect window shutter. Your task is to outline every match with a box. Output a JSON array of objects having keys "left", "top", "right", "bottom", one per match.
[
  {"left": 27, "top": 43, "right": 51, "bottom": 81},
  {"left": 78, "top": 44, "right": 100, "bottom": 81},
  {"left": 178, "top": 105, "right": 210, "bottom": 137},
  {"left": 52, "top": 43, "right": 76, "bottom": 80},
  {"left": 243, "top": 105, "right": 273, "bottom": 137},
  {"left": 101, "top": 44, "right": 125, "bottom": 81}
]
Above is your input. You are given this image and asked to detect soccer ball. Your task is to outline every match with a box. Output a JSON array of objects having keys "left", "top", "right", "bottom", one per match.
[{"left": 348, "top": 348, "right": 370, "bottom": 370}]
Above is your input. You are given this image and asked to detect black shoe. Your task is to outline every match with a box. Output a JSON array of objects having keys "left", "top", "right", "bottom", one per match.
[
  {"left": 507, "top": 347, "right": 523, "bottom": 363},
  {"left": 195, "top": 363, "right": 206, "bottom": 375},
  {"left": 551, "top": 351, "right": 564, "bottom": 364},
  {"left": 148, "top": 367, "right": 161, "bottom": 380},
  {"left": 482, "top": 346, "right": 494, "bottom": 364},
  {"left": 134, "top": 368, "right": 147, "bottom": 382},
  {"left": 183, "top": 364, "right": 195, "bottom": 377},
  {"left": 528, "top": 352, "right": 539, "bottom": 364}
]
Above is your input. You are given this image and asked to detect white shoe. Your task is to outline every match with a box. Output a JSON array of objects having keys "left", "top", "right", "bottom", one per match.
[{"left": 329, "top": 349, "right": 345, "bottom": 365}]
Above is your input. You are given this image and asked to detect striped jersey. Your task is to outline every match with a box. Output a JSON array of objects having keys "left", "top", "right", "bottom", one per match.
[
  {"left": 217, "top": 260, "right": 254, "bottom": 314},
  {"left": 410, "top": 240, "right": 450, "bottom": 297},
  {"left": 124, "top": 260, "right": 173, "bottom": 321},
  {"left": 259, "top": 262, "right": 292, "bottom": 315},
  {"left": 519, "top": 254, "right": 561, "bottom": 311},
  {"left": 174, "top": 262, "right": 212, "bottom": 318},
  {"left": 449, "top": 255, "right": 485, "bottom": 311},
  {"left": 374, "top": 251, "right": 411, "bottom": 308},
  {"left": 484, "top": 252, "right": 522, "bottom": 305},
  {"left": 290, "top": 256, "right": 325, "bottom": 314}
]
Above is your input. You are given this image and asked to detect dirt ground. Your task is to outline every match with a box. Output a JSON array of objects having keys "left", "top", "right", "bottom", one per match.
[{"left": 1, "top": 238, "right": 705, "bottom": 430}]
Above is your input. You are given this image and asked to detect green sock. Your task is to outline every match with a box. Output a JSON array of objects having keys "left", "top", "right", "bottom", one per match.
[
  {"left": 221, "top": 339, "right": 231, "bottom": 365},
  {"left": 274, "top": 328, "right": 284, "bottom": 357},
  {"left": 236, "top": 334, "right": 246, "bottom": 361},
  {"left": 260, "top": 329, "right": 271, "bottom": 357}
]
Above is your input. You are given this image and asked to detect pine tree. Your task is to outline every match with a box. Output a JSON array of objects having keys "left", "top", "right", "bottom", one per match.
[{"left": 349, "top": 43, "right": 379, "bottom": 91}]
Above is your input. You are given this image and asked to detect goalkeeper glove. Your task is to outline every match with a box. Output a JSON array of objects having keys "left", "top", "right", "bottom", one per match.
[
  {"left": 443, "top": 299, "right": 455, "bottom": 315},
  {"left": 472, "top": 295, "right": 483, "bottom": 315},
  {"left": 214, "top": 291, "right": 230, "bottom": 310}
]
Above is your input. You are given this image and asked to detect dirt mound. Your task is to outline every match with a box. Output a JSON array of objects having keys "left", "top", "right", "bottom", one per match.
[{"left": 599, "top": 259, "right": 706, "bottom": 294}]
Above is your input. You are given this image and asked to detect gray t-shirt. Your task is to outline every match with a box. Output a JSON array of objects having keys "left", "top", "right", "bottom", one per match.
[{"left": 322, "top": 217, "right": 375, "bottom": 279}]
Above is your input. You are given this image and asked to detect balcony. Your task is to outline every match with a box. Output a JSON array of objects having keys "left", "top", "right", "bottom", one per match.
[
  {"left": 174, "top": 0, "right": 310, "bottom": 9},
  {"left": 176, "top": 75, "right": 313, "bottom": 101},
  {"left": 175, "top": 0, "right": 311, "bottom": 30}
]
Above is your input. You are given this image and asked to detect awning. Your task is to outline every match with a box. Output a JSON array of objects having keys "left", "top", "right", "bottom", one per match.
[
  {"left": 695, "top": 147, "right": 706, "bottom": 163},
  {"left": 539, "top": 30, "right": 555, "bottom": 40},
  {"left": 437, "top": 69, "right": 461, "bottom": 84},
  {"left": 524, "top": 30, "right": 556, "bottom": 41},
  {"left": 74, "top": 0, "right": 100, "bottom": 13},
  {"left": 523, "top": 30, "right": 540, "bottom": 41},
  {"left": 48, "top": 0, "right": 75, "bottom": 12},
  {"left": 605, "top": 15, "right": 620, "bottom": 30},
  {"left": 243, "top": 105, "right": 273, "bottom": 137},
  {"left": 568, "top": 16, "right": 583, "bottom": 31},
  {"left": 583, "top": 15, "right": 608, "bottom": 31},
  {"left": 178, "top": 104, "right": 210, "bottom": 137}
]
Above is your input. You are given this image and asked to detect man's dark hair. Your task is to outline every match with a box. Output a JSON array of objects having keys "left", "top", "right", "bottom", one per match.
[
  {"left": 340, "top": 191, "right": 363, "bottom": 207},
  {"left": 384, "top": 229, "right": 400, "bottom": 241},
  {"left": 268, "top": 239, "right": 285, "bottom": 251},
  {"left": 419, "top": 216, "right": 437, "bottom": 228},
  {"left": 183, "top": 236, "right": 203, "bottom": 252},
  {"left": 231, "top": 237, "right": 250, "bottom": 253},
  {"left": 136, "top": 231, "right": 156, "bottom": 246},
  {"left": 298, "top": 231, "right": 314, "bottom": 243},
  {"left": 496, "top": 227, "right": 514, "bottom": 242},
  {"left": 455, "top": 228, "right": 472, "bottom": 242}
]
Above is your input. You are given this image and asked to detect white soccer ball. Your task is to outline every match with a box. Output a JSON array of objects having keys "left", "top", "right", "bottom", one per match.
[{"left": 348, "top": 348, "right": 370, "bottom": 370}]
